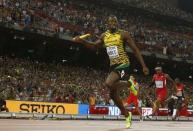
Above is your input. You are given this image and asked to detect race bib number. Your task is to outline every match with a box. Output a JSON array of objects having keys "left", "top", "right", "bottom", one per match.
[
  {"left": 155, "top": 81, "right": 163, "bottom": 88},
  {"left": 106, "top": 46, "right": 119, "bottom": 58}
]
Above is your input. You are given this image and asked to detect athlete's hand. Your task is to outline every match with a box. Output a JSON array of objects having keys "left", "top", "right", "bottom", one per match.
[
  {"left": 72, "top": 36, "right": 84, "bottom": 43},
  {"left": 143, "top": 66, "right": 149, "bottom": 75}
]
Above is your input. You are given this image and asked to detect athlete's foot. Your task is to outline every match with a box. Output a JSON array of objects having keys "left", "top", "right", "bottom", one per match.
[
  {"left": 172, "top": 116, "right": 177, "bottom": 121},
  {"left": 140, "top": 116, "right": 144, "bottom": 122},
  {"left": 146, "top": 114, "right": 153, "bottom": 120},
  {"left": 126, "top": 112, "right": 132, "bottom": 128}
]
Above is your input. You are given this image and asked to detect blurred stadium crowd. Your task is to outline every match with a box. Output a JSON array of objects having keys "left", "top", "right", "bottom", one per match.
[
  {"left": 121, "top": 0, "right": 193, "bottom": 21},
  {"left": 0, "top": 0, "right": 193, "bottom": 58},
  {"left": 0, "top": 56, "right": 192, "bottom": 109},
  {"left": 0, "top": 0, "right": 192, "bottom": 110}
]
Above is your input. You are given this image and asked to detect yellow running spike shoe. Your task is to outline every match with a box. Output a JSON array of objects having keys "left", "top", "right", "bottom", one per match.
[{"left": 126, "top": 112, "right": 132, "bottom": 128}]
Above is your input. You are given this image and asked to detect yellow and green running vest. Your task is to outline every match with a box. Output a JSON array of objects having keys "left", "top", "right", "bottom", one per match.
[
  {"left": 129, "top": 79, "right": 138, "bottom": 96},
  {"left": 103, "top": 30, "right": 130, "bottom": 66}
]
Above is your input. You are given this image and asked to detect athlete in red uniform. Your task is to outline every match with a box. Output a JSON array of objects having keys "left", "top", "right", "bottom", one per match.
[
  {"left": 172, "top": 78, "right": 185, "bottom": 120},
  {"left": 125, "top": 75, "right": 142, "bottom": 119},
  {"left": 148, "top": 67, "right": 175, "bottom": 116}
]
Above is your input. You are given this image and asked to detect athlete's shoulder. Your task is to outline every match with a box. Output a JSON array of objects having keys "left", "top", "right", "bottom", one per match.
[
  {"left": 153, "top": 74, "right": 157, "bottom": 77},
  {"left": 103, "top": 30, "right": 111, "bottom": 38},
  {"left": 120, "top": 30, "right": 132, "bottom": 41},
  {"left": 120, "top": 30, "right": 129, "bottom": 36},
  {"left": 118, "top": 29, "right": 125, "bottom": 33},
  {"left": 164, "top": 73, "right": 169, "bottom": 78},
  {"left": 128, "top": 79, "right": 132, "bottom": 82},
  {"left": 104, "top": 30, "right": 109, "bottom": 33},
  {"left": 181, "top": 83, "right": 185, "bottom": 87},
  {"left": 99, "top": 33, "right": 106, "bottom": 40}
]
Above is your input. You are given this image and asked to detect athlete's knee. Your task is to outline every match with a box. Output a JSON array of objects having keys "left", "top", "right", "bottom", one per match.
[
  {"left": 154, "top": 100, "right": 161, "bottom": 107},
  {"left": 103, "top": 82, "right": 111, "bottom": 89},
  {"left": 176, "top": 100, "right": 182, "bottom": 110}
]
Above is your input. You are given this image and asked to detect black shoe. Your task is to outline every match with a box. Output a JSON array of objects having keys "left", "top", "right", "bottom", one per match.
[{"left": 146, "top": 114, "right": 153, "bottom": 120}]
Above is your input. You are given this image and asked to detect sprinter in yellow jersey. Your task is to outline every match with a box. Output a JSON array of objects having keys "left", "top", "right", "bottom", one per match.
[{"left": 74, "top": 15, "right": 149, "bottom": 128}]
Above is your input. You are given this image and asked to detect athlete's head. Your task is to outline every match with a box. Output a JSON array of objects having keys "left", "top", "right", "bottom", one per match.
[
  {"left": 107, "top": 15, "right": 118, "bottom": 32},
  {"left": 130, "top": 75, "right": 135, "bottom": 81},
  {"left": 175, "top": 78, "right": 180, "bottom": 84},
  {"left": 155, "top": 66, "right": 162, "bottom": 74}
]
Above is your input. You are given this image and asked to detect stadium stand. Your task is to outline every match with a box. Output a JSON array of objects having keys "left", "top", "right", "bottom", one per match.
[
  {"left": 0, "top": 0, "right": 193, "bottom": 59},
  {"left": 0, "top": 0, "right": 192, "bottom": 116}
]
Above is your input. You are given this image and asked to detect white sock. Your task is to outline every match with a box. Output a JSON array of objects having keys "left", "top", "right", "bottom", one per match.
[{"left": 172, "top": 109, "right": 177, "bottom": 117}]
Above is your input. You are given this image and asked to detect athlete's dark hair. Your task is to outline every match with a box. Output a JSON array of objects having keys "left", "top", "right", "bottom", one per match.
[
  {"left": 107, "top": 15, "right": 118, "bottom": 22},
  {"left": 155, "top": 66, "right": 162, "bottom": 71},
  {"left": 175, "top": 78, "right": 180, "bottom": 82}
]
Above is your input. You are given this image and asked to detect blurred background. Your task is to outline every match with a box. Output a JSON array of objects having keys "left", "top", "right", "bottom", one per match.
[{"left": 0, "top": 0, "right": 192, "bottom": 113}]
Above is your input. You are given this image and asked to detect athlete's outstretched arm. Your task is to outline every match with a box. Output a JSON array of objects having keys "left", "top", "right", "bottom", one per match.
[
  {"left": 73, "top": 34, "right": 104, "bottom": 50},
  {"left": 122, "top": 31, "right": 149, "bottom": 75}
]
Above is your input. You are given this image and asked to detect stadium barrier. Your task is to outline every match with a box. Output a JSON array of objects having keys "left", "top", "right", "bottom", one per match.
[
  {"left": 88, "top": 105, "right": 193, "bottom": 117},
  {"left": 78, "top": 104, "right": 89, "bottom": 115},
  {"left": 6, "top": 100, "right": 78, "bottom": 115},
  {"left": 3, "top": 100, "right": 193, "bottom": 120}
]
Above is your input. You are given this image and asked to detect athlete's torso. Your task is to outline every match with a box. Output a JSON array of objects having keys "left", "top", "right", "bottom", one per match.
[
  {"left": 129, "top": 79, "right": 139, "bottom": 96},
  {"left": 103, "top": 30, "right": 129, "bottom": 66},
  {"left": 176, "top": 83, "right": 184, "bottom": 97},
  {"left": 153, "top": 73, "right": 167, "bottom": 90}
]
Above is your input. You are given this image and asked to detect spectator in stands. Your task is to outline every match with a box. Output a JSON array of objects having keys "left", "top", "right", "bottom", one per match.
[
  {"left": 89, "top": 94, "right": 96, "bottom": 106},
  {"left": 0, "top": 0, "right": 192, "bottom": 58},
  {"left": 0, "top": 98, "right": 9, "bottom": 112}
]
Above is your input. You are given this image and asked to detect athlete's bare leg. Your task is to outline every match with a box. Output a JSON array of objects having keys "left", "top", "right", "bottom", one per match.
[
  {"left": 136, "top": 107, "right": 142, "bottom": 117},
  {"left": 172, "top": 98, "right": 183, "bottom": 120},
  {"left": 125, "top": 101, "right": 142, "bottom": 119},
  {"left": 152, "top": 99, "right": 161, "bottom": 115},
  {"left": 104, "top": 71, "right": 131, "bottom": 117}
]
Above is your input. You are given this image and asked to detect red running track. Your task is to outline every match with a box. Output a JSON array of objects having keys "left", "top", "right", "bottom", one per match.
[{"left": 0, "top": 119, "right": 192, "bottom": 131}]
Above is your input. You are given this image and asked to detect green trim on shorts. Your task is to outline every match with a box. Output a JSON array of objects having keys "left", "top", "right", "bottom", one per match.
[
  {"left": 115, "top": 63, "right": 130, "bottom": 70},
  {"left": 114, "top": 63, "right": 130, "bottom": 79}
]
